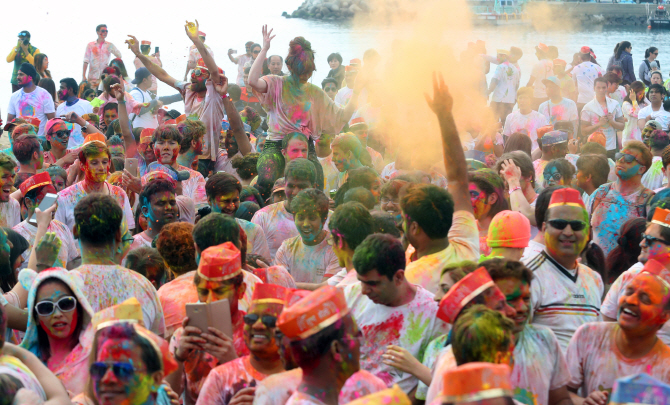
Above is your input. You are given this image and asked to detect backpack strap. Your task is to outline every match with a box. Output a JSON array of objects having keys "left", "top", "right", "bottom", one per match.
[
  {"left": 636, "top": 187, "right": 655, "bottom": 218},
  {"left": 590, "top": 183, "right": 613, "bottom": 216},
  {"left": 644, "top": 59, "right": 651, "bottom": 71}
]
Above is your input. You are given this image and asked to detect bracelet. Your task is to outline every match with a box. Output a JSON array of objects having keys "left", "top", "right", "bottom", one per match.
[
  {"left": 118, "top": 100, "right": 126, "bottom": 104},
  {"left": 508, "top": 186, "right": 521, "bottom": 195},
  {"left": 221, "top": 93, "right": 230, "bottom": 100}
]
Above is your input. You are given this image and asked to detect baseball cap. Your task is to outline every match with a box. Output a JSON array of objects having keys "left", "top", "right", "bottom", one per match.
[
  {"left": 131, "top": 67, "right": 152, "bottom": 84},
  {"left": 541, "top": 76, "right": 561, "bottom": 88},
  {"left": 146, "top": 161, "right": 190, "bottom": 182}
]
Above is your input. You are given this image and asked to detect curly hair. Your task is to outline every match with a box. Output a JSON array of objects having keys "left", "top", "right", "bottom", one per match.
[
  {"left": 156, "top": 222, "right": 197, "bottom": 276},
  {"left": 231, "top": 153, "right": 260, "bottom": 181},
  {"left": 152, "top": 124, "right": 183, "bottom": 145},
  {"left": 74, "top": 194, "right": 123, "bottom": 246},
  {"left": 291, "top": 188, "right": 329, "bottom": 222},
  {"left": 286, "top": 37, "right": 316, "bottom": 77}
]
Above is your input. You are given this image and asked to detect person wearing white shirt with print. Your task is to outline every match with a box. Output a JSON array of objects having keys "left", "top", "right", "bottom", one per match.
[{"left": 581, "top": 77, "right": 624, "bottom": 158}]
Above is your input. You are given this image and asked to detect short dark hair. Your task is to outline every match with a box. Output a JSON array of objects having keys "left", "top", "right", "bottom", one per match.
[
  {"left": 479, "top": 258, "right": 533, "bottom": 285},
  {"left": 321, "top": 77, "right": 338, "bottom": 90},
  {"left": 193, "top": 213, "right": 240, "bottom": 251},
  {"left": 206, "top": 172, "right": 242, "bottom": 200},
  {"left": 495, "top": 151, "right": 535, "bottom": 186},
  {"left": 269, "top": 55, "right": 283, "bottom": 64},
  {"left": 290, "top": 318, "right": 346, "bottom": 367},
  {"left": 400, "top": 184, "right": 454, "bottom": 239},
  {"left": 581, "top": 142, "right": 607, "bottom": 156},
  {"left": 156, "top": 222, "right": 197, "bottom": 276},
  {"left": 96, "top": 24, "right": 107, "bottom": 32},
  {"left": 593, "top": 77, "right": 608, "bottom": 88},
  {"left": 177, "top": 119, "right": 206, "bottom": 153},
  {"left": 343, "top": 187, "right": 376, "bottom": 210},
  {"left": 282, "top": 132, "right": 309, "bottom": 150},
  {"left": 534, "top": 185, "right": 565, "bottom": 229},
  {"left": 228, "top": 84, "right": 242, "bottom": 101},
  {"left": 12, "top": 134, "right": 41, "bottom": 165},
  {"left": 353, "top": 234, "right": 405, "bottom": 280},
  {"left": 60, "top": 78, "right": 78, "bottom": 94},
  {"left": 140, "top": 178, "right": 175, "bottom": 208},
  {"left": 503, "top": 133, "right": 532, "bottom": 157},
  {"left": 75, "top": 194, "right": 123, "bottom": 246},
  {"left": 649, "top": 83, "right": 667, "bottom": 96},
  {"left": 329, "top": 202, "right": 374, "bottom": 250},
  {"left": 291, "top": 188, "right": 329, "bottom": 222},
  {"left": 102, "top": 102, "right": 118, "bottom": 115},
  {"left": 284, "top": 158, "right": 316, "bottom": 185},
  {"left": 452, "top": 305, "right": 514, "bottom": 366},
  {"left": 576, "top": 154, "right": 610, "bottom": 189},
  {"left": 544, "top": 158, "right": 575, "bottom": 183},
  {"left": 650, "top": 130, "right": 670, "bottom": 152},
  {"left": 125, "top": 247, "right": 166, "bottom": 284},
  {"left": 152, "top": 124, "right": 182, "bottom": 144},
  {"left": 371, "top": 212, "right": 402, "bottom": 238},
  {"left": 327, "top": 53, "right": 343, "bottom": 64}
]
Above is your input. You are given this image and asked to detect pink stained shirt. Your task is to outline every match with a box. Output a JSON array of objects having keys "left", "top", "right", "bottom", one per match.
[
  {"left": 176, "top": 79, "right": 224, "bottom": 161},
  {"left": 196, "top": 355, "right": 267, "bottom": 405},
  {"left": 83, "top": 40, "right": 122, "bottom": 82}
]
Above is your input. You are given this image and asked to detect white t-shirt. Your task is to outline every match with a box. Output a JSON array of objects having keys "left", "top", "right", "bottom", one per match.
[
  {"left": 566, "top": 322, "right": 670, "bottom": 396},
  {"left": 274, "top": 233, "right": 340, "bottom": 283},
  {"left": 491, "top": 62, "right": 521, "bottom": 104},
  {"left": 334, "top": 86, "right": 354, "bottom": 107},
  {"left": 523, "top": 251, "right": 604, "bottom": 352},
  {"left": 601, "top": 262, "right": 670, "bottom": 345},
  {"left": 129, "top": 87, "right": 158, "bottom": 129},
  {"left": 343, "top": 283, "right": 448, "bottom": 392},
  {"left": 581, "top": 97, "right": 624, "bottom": 151},
  {"left": 0, "top": 199, "right": 21, "bottom": 228},
  {"left": 572, "top": 62, "right": 604, "bottom": 104},
  {"left": 531, "top": 59, "right": 554, "bottom": 98},
  {"left": 642, "top": 156, "right": 665, "bottom": 191},
  {"left": 55, "top": 181, "right": 135, "bottom": 232},
  {"left": 538, "top": 98, "right": 578, "bottom": 127},
  {"left": 56, "top": 99, "right": 93, "bottom": 148},
  {"left": 503, "top": 110, "right": 549, "bottom": 150},
  {"left": 318, "top": 154, "right": 339, "bottom": 194},
  {"left": 638, "top": 104, "right": 670, "bottom": 131},
  {"left": 520, "top": 240, "right": 545, "bottom": 263},
  {"left": 236, "top": 218, "right": 272, "bottom": 264},
  {"left": 13, "top": 219, "right": 78, "bottom": 270},
  {"left": 7, "top": 87, "right": 55, "bottom": 136}
]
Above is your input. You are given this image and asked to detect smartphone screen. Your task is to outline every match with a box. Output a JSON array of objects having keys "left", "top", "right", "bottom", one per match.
[
  {"left": 155, "top": 46, "right": 159, "bottom": 53},
  {"left": 29, "top": 193, "right": 58, "bottom": 224}
]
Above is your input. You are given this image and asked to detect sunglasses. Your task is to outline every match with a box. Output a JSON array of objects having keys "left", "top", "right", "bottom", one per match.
[
  {"left": 192, "top": 68, "right": 205, "bottom": 77},
  {"left": 642, "top": 233, "right": 670, "bottom": 246},
  {"left": 35, "top": 296, "right": 77, "bottom": 316},
  {"left": 90, "top": 362, "right": 135, "bottom": 382},
  {"left": 243, "top": 313, "right": 277, "bottom": 328},
  {"left": 253, "top": 50, "right": 261, "bottom": 54},
  {"left": 100, "top": 30, "right": 108, "bottom": 33},
  {"left": 544, "top": 172, "right": 563, "bottom": 182},
  {"left": 615, "top": 152, "right": 643, "bottom": 165},
  {"left": 51, "top": 130, "right": 70, "bottom": 139},
  {"left": 547, "top": 219, "right": 588, "bottom": 231}
]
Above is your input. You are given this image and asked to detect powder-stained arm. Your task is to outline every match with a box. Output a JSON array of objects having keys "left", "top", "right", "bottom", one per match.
[
  {"left": 216, "top": 78, "right": 252, "bottom": 156},
  {"left": 110, "top": 84, "right": 137, "bottom": 157},
  {"left": 248, "top": 25, "right": 275, "bottom": 94},
  {"left": 126, "top": 35, "right": 181, "bottom": 92},
  {"left": 426, "top": 72, "right": 473, "bottom": 214},
  {"left": 185, "top": 21, "right": 221, "bottom": 85}
]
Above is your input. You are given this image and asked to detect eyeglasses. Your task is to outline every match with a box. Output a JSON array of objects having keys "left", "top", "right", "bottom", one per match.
[
  {"left": 615, "top": 152, "right": 643, "bottom": 165},
  {"left": 90, "top": 362, "right": 135, "bottom": 382},
  {"left": 642, "top": 233, "right": 670, "bottom": 246},
  {"left": 243, "top": 313, "right": 277, "bottom": 328},
  {"left": 35, "top": 296, "right": 77, "bottom": 316},
  {"left": 547, "top": 219, "right": 588, "bottom": 231},
  {"left": 381, "top": 197, "right": 398, "bottom": 205},
  {"left": 654, "top": 52, "right": 659, "bottom": 55},
  {"left": 51, "top": 130, "right": 70, "bottom": 139},
  {"left": 192, "top": 68, "right": 205, "bottom": 77},
  {"left": 100, "top": 30, "right": 108, "bottom": 33}
]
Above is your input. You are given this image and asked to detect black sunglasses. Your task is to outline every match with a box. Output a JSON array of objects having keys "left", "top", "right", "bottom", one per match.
[
  {"left": 615, "top": 152, "right": 643, "bottom": 165},
  {"left": 90, "top": 362, "right": 135, "bottom": 382},
  {"left": 100, "top": 30, "right": 108, "bottom": 33},
  {"left": 547, "top": 219, "right": 588, "bottom": 231},
  {"left": 253, "top": 50, "right": 261, "bottom": 54},
  {"left": 243, "top": 313, "right": 277, "bottom": 328},
  {"left": 642, "top": 233, "right": 670, "bottom": 246},
  {"left": 35, "top": 296, "right": 77, "bottom": 316},
  {"left": 52, "top": 130, "right": 70, "bottom": 139}
]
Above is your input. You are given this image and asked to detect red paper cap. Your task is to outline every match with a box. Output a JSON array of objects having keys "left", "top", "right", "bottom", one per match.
[
  {"left": 440, "top": 363, "right": 512, "bottom": 403},
  {"left": 84, "top": 133, "right": 106, "bottom": 145},
  {"left": 197, "top": 242, "right": 242, "bottom": 281},
  {"left": 140, "top": 128, "right": 154, "bottom": 144},
  {"left": 437, "top": 267, "right": 494, "bottom": 324},
  {"left": 349, "top": 117, "right": 367, "bottom": 128},
  {"left": 141, "top": 40, "right": 151, "bottom": 46},
  {"left": 252, "top": 283, "right": 288, "bottom": 305},
  {"left": 19, "top": 172, "right": 51, "bottom": 195},
  {"left": 277, "top": 285, "right": 349, "bottom": 340},
  {"left": 536, "top": 125, "right": 554, "bottom": 140},
  {"left": 580, "top": 46, "right": 591, "bottom": 54},
  {"left": 547, "top": 188, "right": 585, "bottom": 209},
  {"left": 652, "top": 207, "right": 670, "bottom": 229},
  {"left": 641, "top": 258, "right": 670, "bottom": 290}
]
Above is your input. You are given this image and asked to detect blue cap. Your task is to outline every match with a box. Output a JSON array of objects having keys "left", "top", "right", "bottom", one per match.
[
  {"left": 221, "top": 119, "right": 230, "bottom": 131},
  {"left": 147, "top": 162, "right": 190, "bottom": 182},
  {"left": 610, "top": 373, "right": 670, "bottom": 405},
  {"left": 542, "top": 130, "right": 568, "bottom": 145}
]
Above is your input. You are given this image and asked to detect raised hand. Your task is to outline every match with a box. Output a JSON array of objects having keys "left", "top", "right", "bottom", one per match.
[
  {"left": 35, "top": 232, "right": 61, "bottom": 270},
  {"left": 424, "top": 72, "right": 453, "bottom": 115},
  {"left": 125, "top": 35, "right": 141, "bottom": 56},
  {"left": 262, "top": 25, "right": 275, "bottom": 51},
  {"left": 214, "top": 75, "right": 230, "bottom": 97},
  {"left": 185, "top": 20, "right": 201, "bottom": 43},
  {"left": 201, "top": 327, "right": 237, "bottom": 364},
  {"left": 110, "top": 83, "right": 125, "bottom": 101}
]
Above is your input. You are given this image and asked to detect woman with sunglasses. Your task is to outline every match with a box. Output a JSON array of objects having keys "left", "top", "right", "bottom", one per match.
[
  {"left": 197, "top": 283, "right": 288, "bottom": 405},
  {"left": 20, "top": 267, "right": 95, "bottom": 397},
  {"left": 640, "top": 47, "right": 660, "bottom": 87},
  {"left": 542, "top": 158, "right": 575, "bottom": 188}
]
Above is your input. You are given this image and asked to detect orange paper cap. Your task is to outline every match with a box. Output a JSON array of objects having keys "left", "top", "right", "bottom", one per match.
[
  {"left": 140, "top": 128, "right": 154, "bottom": 144},
  {"left": 548, "top": 188, "right": 585, "bottom": 209},
  {"left": 652, "top": 207, "right": 670, "bottom": 229},
  {"left": 641, "top": 258, "right": 670, "bottom": 289},
  {"left": 346, "top": 385, "right": 410, "bottom": 405},
  {"left": 19, "top": 172, "right": 51, "bottom": 195},
  {"left": 195, "top": 58, "right": 223, "bottom": 74},
  {"left": 349, "top": 117, "right": 367, "bottom": 128},
  {"left": 277, "top": 285, "right": 349, "bottom": 340},
  {"left": 440, "top": 363, "right": 512, "bottom": 403},
  {"left": 587, "top": 131, "right": 606, "bottom": 148},
  {"left": 252, "top": 283, "right": 289, "bottom": 306},
  {"left": 553, "top": 59, "right": 567, "bottom": 66},
  {"left": 345, "top": 65, "right": 359, "bottom": 72},
  {"left": 537, "top": 43, "right": 549, "bottom": 53},
  {"left": 285, "top": 289, "right": 311, "bottom": 307},
  {"left": 21, "top": 116, "right": 41, "bottom": 129},
  {"left": 350, "top": 58, "right": 361, "bottom": 66},
  {"left": 164, "top": 119, "right": 177, "bottom": 125},
  {"left": 93, "top": 297, "right": 143, "bottom": 330},
  {"left": 175, "top": 114, "right": 187, "bottom": 124},
  {"left": 536, "top": 125, "right": 554, "bottom": 140},
  {"left": 83, "top": 133, "right": 106, "bottom": 145},
  {"left": 197, "top": 242, "right": 242, "bottom": 281},
  {"left": 141, "top": 40, "right": 151, "bottom": 46},
  {"left": 487, "top": 210, "right": 531, "bottom": 249},
  {"left": 437, "top": 267, "right": 494, "bottom": 324}
]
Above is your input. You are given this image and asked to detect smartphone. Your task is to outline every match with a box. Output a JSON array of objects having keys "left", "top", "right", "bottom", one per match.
[
  {"left": 185, "top": 299, "right": 233, "bottom": 337},
  {"left": 29, "top": 193, "right": 58, "bottom": 225},
  {"left": 125, "top": 158, "right": 138, "bottom": 177},
  {"left": 155, "top": 46, "right": 159, "bottom": 54},
  {"left": 232, "top": 49, "right": 238, "bottom": 54}
]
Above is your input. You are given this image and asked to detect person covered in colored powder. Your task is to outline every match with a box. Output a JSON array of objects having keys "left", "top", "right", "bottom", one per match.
[
  {"left": 7, "top": 63, "right": 55, "bottom": 137},
  {"left": 247, "top": 25, "right": 366, "bottom": 199},
  {"left": 468, "top": 168, "right": 508, "bottom": 257},
  {"left": 82, "top": 24, "right": 122, "bottom": 87},
  {"left": 130, "top": 176, "right": 178, "bottom": 250}
]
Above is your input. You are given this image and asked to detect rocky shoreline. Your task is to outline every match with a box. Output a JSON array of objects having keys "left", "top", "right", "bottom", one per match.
[{"left": 283, "top": 0, "right": 370, "bottom": 20}]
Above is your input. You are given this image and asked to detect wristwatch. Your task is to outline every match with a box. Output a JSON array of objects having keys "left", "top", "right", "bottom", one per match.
[{"left": 82, "top": 123, "right": 89, "bottom": 132}]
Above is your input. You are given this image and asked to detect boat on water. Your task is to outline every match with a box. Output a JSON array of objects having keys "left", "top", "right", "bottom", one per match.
[
  {"left": 648, "top": 5, "right": 670, "bottom": 28},
  {"left": 471, "top": 0, "right": 530, "bottom": 26}
]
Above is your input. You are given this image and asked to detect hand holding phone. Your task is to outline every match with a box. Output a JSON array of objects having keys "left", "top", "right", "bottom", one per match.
[
  {"left": 125, "top": 158, "right": 138, "bottom": 177},
  {"left": 29, "top": 193, "right": 58, "bottom": 225}
]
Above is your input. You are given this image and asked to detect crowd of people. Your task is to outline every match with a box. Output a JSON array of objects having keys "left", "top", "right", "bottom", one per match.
[{"left": 1, "top": 19, "right": 670, "bottom": 405}]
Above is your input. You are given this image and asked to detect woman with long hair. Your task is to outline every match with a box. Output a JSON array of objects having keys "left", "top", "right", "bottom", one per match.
[
  {"left": 605, "top": 217, "right": 646, "bottom": 285},
  {"left": 622, "top": 81, "right": 649, "bottom": 143},
  {"left": 247, "top": 25, "right": 366, "bottom": 199},
  {"left": 33, "top": 53, "right": 51, "bottom": 82},
  {"left": 608, "top": 41, "right": 635, "bottom": 84},
  {"left": 502, "top": 132, "right": 532, "bottom": 158},
  {"left": 639, "top": 47, "right": 660, "bottom": 86}
]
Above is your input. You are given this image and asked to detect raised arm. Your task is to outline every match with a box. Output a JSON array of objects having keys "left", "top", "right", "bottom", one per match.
[
  {"left": 228, "top": 49, "right": 239, "bottom": 64},
  {"left": 185, "top": 20, "right": 221, "bottom": 85},
  {"left": 425, "top": 72, "right": 473, "bottom": 214},
  {"left": 215, "top": 78, "right": 252, "bottom": 156},
  {"left": 126, "top": 35, "right": 181, "bottom": 92},
  {"left": 248, "top": 25, "right": 275, "bottom": 94},
  {"left": 110, "top": 83, "right": 137, "bottom": 156}
]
